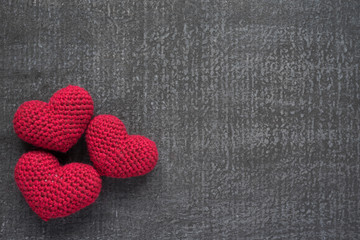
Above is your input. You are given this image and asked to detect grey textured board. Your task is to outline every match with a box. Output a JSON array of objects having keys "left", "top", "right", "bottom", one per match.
[{"left": 1, "top": 0, "right": 360, "bottom": 239}]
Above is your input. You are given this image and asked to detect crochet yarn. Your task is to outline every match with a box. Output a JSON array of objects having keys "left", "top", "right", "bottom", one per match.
[
  {"left": 86, "top": 115, "right": 158, "bottom": 178},
  {"left": 13, "top": 85, "right": 94, "bottom": 152},
  {"left": 15, "top": 151, "right": 102, "bottom": 221}
]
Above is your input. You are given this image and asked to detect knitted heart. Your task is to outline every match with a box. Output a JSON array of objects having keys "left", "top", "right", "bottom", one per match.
[
  {"left": 15, "top": 151, "right": 102, "bottom": 221},
  {"left": 13, "top": 85, "right": 94, "bottom": 152},
  {"left": 86, "top": 115, "right": 158, "bottom": 178}
]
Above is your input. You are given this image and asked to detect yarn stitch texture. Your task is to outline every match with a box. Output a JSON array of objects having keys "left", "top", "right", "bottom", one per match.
[
  {"left": 86, "top": 114, "right": 159, "bottom": 178},
  {"left": 13, "top": 85, "right": 94, "bottom": 152},
  {"left": 14, "top": 151, "right": 102, "bottom": 221}
]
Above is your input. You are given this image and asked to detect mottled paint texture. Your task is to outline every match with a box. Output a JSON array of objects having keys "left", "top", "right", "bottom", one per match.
[{"left": 0, "top": 0, "right": 359, "bottom": 239}]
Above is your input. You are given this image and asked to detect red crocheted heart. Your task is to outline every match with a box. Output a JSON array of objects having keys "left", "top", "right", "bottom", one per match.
[
  {"left": 15, "top": 151, "right": 102, "bottom": 221},
  {"left": 86, "top": 115, "right": 158, "bottom": 178},
  {"left": 13, "top": 85, "right": 94, "bottom": 152}
]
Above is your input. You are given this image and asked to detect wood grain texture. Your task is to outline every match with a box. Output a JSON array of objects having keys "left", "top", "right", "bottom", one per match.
[{"left": 1, "top": 0, "right": 359, "bottom": 239}]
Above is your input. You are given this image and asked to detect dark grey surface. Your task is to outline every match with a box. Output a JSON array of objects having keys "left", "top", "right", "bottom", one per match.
[{"left": 1, "top": 0, "right": 360, "bottom": 239}]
